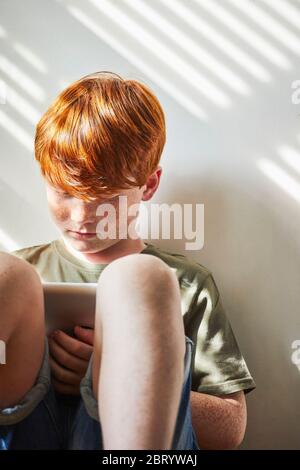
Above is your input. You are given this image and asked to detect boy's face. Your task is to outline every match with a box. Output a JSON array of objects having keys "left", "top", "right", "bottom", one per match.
[{"left": 45, "top": 181, "right": 147, "bottom": 254}]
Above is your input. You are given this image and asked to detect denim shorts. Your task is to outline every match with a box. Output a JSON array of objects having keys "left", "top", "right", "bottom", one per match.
[{"left": 0, "top": 336, "right": 200, "bottom": 450}]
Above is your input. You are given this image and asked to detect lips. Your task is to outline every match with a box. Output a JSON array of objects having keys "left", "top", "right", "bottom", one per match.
[
  {"left": 74, "top": 231, "right": 95, "bottom": 235},
  {"left": 68, "top": 230, "right": 96, "bottom": 240}
]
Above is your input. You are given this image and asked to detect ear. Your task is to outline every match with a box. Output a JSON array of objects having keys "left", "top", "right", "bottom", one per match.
[{"left": 141, "top": 166, "right": 162, "bottom": 201}]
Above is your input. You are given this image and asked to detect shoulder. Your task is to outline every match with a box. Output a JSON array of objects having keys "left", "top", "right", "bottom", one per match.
[
  {"left": 11, "top": 241, "right": 54, "bottom": 264},
  {"left": 144, "top": 243, "right": 213, "bottom": 291}
]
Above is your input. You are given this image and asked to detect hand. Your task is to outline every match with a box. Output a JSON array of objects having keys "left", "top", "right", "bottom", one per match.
[{"left": 48, "top": 326, "right": 94, "bottom": 395}]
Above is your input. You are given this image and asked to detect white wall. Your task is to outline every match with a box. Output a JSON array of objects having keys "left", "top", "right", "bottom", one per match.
[{"left": 0, "top": 0, "right": 299, "bottom": 449}]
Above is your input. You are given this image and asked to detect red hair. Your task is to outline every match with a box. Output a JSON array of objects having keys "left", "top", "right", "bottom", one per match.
[{"left": 35, "top": 71, "right": 166, "bottom": 201}]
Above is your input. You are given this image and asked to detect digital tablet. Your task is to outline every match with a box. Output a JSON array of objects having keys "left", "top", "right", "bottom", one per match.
[{"left": 42, "top": 282, "right": 98, "bottom": 336}]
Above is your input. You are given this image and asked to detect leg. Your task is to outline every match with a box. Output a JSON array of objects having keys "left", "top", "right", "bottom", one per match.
[
  {"left": 0, "top": 252, "right": 45, "bottom": 409},
  {"left": 76, "top": 335, "right": 198, "bottom": 450},
  {"left": 92, "top": 253, "right": 186, "bottom": 450}
]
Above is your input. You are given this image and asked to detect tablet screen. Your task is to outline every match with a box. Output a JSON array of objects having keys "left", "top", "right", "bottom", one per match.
[{"left": 43, "top": 282, "right": 98, "bottom": 335}]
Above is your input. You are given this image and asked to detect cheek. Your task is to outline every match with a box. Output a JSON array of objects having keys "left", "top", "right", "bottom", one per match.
[{"left": 48, "top": 201, "right": 69, "bottom": 223}]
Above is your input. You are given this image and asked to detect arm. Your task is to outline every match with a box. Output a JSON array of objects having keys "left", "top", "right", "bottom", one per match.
[{"left": 190, "top": 390, "right": 247, "bottom": 450}]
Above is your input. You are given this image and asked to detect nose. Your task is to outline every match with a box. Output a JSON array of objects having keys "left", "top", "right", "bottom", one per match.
[{"left": 70, "top": 201, "right": 96, "bottom": 224}]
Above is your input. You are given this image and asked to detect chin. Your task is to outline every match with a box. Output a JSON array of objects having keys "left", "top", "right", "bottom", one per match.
[{"left": 71, "top": 238, "right": 117, "bottom": 253}]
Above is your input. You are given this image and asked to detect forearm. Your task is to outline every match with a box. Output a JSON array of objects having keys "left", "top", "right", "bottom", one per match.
[{"left": 189, "top": 390, "right": 247, "bottom": 450}]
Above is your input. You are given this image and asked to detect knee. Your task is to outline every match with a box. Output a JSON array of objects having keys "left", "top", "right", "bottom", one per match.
[
  {"left": 98, "top": 253, "right": 179, "bottom": 295},
  {"left": 95, "top": 253, "right": 186, "bottom": 360},
  {"left": 0, "top": 253, "right": 44, "bottom": 340},
  {"left": 96, "top": 254, "right": 182, "bottom": 323},
  {"left": 0, "top": 252, "right": 42, "bottom": 298}
]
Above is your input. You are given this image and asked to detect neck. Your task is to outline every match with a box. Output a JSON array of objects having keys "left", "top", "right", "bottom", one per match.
[{"left": 62, "top": 236, "right": 147, "bottom": 265}]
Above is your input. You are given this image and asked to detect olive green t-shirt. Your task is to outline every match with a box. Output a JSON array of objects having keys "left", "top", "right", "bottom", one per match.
[{"left": 11, "top": 239, "right": 256, "bottom": 396}]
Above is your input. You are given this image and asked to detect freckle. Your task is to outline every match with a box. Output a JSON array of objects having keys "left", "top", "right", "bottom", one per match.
[{"left": 55, "top": 207, "right": 68, "bottom": 220}]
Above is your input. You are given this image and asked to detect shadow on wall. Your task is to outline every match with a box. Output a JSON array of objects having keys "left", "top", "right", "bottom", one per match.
[{"left": 151, "top": 176, "right": 300, "bottom": 448}]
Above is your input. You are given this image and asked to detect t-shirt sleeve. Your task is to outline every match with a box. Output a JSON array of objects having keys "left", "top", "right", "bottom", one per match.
[{"left": 185, "top": 273, "right": 256, "bottom": 396}]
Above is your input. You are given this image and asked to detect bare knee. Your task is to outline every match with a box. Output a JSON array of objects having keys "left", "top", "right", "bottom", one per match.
[
  {"left": 92, "top": 254, "right": 186, "bottom": 398},
  {"left": 96, "top": 253, "right": 185, "bottom": 348},
  {"left": 98, "top": 253, "right": 179, "bottom": 298},
  {"left": 0, "top": 253, "right": 45, "bottom": 408},
  {"left": 0, "top": 252, "right": 44, "bottom": 340},
  {"left": 0, "top": 252, "right": 41, "bottom": 285}
]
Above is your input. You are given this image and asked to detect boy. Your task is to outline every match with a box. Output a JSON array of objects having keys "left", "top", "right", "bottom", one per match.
[{"left": 0, "top": 71, "right": 255, "bottom": 450}]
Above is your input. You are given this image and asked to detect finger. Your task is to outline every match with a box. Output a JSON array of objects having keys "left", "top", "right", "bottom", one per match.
[
  {"left": 52, "top": 378, "right": 80, "bottom": 396},
  {"left": 50, "top": 330, "right": 93, "bottom": 361},
  {"left": 49, "top": 356, "right": 82, "bottom": 385},
  {"left": 48, "top": 337, "right": 88, "bottom": 374},
  {"left": 74, "top": 326, "right": 94, "bottom": 346}
]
